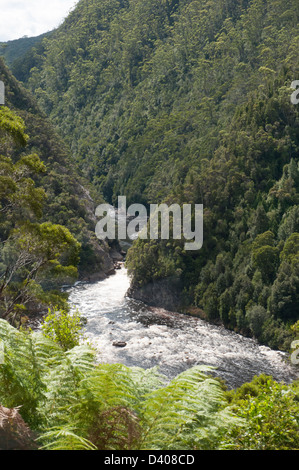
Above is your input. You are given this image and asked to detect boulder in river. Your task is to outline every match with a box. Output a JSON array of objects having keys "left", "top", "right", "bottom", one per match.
[{"left": 112, "top": 341, "right": 127, "bottom": 348}]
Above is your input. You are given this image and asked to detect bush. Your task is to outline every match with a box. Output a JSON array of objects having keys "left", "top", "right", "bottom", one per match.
[
  {"left": 245, "top": 305, "right": 269, "bottom": 340},
  {"left": 41, "top": 307, "right": 84, "bottom": 351},
  {"left": 222, "top": 376, "right": 299, "bottom": 450}
]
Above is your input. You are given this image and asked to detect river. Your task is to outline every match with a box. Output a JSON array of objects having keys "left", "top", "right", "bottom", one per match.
[{"left": 66, "top": 264, "right": 298, "bottom": 389}]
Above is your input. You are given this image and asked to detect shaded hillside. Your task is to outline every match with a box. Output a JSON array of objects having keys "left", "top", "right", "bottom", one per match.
[
  {"left": 0, "top": 32, "right": 52, "bottom": 67},
  {"left": 0, "top": 58, "right": 115, "bottom": 322}
]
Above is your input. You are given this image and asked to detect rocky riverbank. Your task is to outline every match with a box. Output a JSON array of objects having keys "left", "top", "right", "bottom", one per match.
[
  {"left": 79, "top": 240, "right": 126, "bottom": 283},
  {"left": 127, "top": 276, "right": 184, "bottom": 312}
]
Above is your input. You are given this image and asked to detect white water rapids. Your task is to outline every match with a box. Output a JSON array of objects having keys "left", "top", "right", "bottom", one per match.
[{"left": 66, "top": 265, "right": 298, "bottom": 389}]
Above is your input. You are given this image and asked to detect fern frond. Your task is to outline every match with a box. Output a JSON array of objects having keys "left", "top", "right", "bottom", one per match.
[
  {"left": 38, "top": 426, "right": 97, "bottom": 450},
  {"left": 137, "top": 366, "right": 240, "bottom": 450},
  {"left": 0, "top": 319, "right": 96, "bottom": 430}
]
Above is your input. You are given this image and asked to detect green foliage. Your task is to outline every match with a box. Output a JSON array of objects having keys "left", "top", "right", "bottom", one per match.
[
  {"left": 0, "top": 33, "right": 52, "bottom": 68},
  {"left": 0, "top": 106, "right": 28, "bottom": 146},
  {"left": 222, "top": 375, "right": 299, "bottom": 450},
  {"left": 245, "top": 305, "right": 270, "bottom": 340},
  {"left": 0, "top": 318, "right": 95, "bottom": 429},
  {"left": 137, "top": 367, "right": 242, "bottom": 450},
  {"left": 0, "top": 214, "right": 80, "bottom": 322},
  {"left": 126, "top": 238, "right": 182, "bottom": 287},
  {"left": 281, "top": 232, "right": 299, "bottom": 265},
  {"left": 41, "top": 307, "right": 84, "bottom": 351}
]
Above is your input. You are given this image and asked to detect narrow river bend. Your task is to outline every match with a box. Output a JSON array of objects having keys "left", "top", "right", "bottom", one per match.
[{"left": 66, "top": 265, "right": 298, "bottom": 389}]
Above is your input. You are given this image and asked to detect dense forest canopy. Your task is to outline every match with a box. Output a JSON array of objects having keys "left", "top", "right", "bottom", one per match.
[
  {"left": 0, "top": 32, "right": 52, "bottom": 68},
  {"left": 10, "top": 0, "right": 299, "bottom": 350}
]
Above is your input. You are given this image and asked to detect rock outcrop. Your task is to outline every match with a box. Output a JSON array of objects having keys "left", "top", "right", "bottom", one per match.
[{"left": 127, "top": 276, "right": 183, "bottom": 312}]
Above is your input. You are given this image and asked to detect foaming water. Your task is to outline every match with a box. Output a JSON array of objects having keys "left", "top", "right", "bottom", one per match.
[{"left": 67, "top": 265, "right": 298, "bottom": 389}]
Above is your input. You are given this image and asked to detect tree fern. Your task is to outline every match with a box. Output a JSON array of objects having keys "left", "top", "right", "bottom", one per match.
[
  {"left": 0, "top": 319, "right": 95, "bottom": 430},
  {"left": 37, "top": 364, "right": 243, "bottom": 450},
  {"left": 137, "top": 366, "right": 242, "bottom": 450},
  {"left": 36, "top": 344, "right": 96, "bottom": 430},
  {"left": 0, "top": 320, "right": 242, "bottom": 450},
  {"left": 0, "top": 319, "right": 47, "bottom": 427},
  {"left": 43, "top": 364, "right": 157, "bottom": 450}
]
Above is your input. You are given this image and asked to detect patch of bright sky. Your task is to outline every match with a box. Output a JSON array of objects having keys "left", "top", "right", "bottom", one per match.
[{"left": 0, "top": 0, "right": 79, "bottom": 42}]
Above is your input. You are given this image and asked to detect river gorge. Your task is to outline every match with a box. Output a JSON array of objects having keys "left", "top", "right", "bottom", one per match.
[{"left": 65, "top": 264, "right": 299, "bottom": 390}]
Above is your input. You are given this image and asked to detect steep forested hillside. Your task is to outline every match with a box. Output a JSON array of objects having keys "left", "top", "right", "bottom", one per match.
[
  {"left": 12, "top": 0, "right": 299, "bottom": 349},
  {"left": 0, "top": 32, "right": 52, "bottom": 68},
  {"left": 0, "top": 58, "right": 115, "bottom": 324}
]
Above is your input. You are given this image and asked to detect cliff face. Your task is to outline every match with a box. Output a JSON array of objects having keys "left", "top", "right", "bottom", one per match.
[
  {"left": 127, "top": 276, "right": 183, "bottom": 312},
  {"left": 79, "top": 238, "right": 118, "bottom": 282}
]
